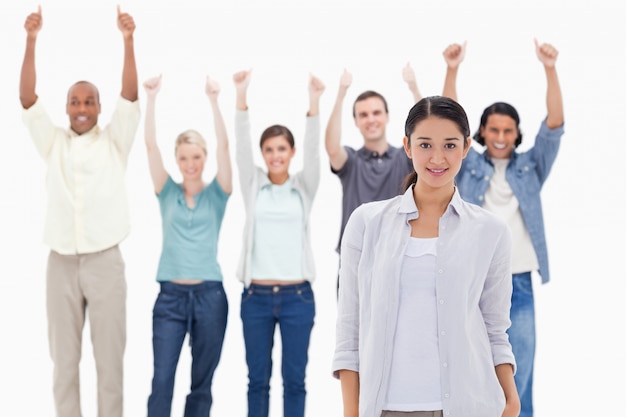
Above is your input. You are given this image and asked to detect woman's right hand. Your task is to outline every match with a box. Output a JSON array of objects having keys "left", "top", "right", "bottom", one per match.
[
  {"left": 143, "top": 75, "right": 162, "bottom": 98},
  {"left": 232, "top": 69, "right": 252, "bottom": 92},
  {"left": 442, "top": 41, "right": 466, "bottom": 69}
]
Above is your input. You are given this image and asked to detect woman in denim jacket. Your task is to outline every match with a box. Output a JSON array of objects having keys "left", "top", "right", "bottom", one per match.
[{"left": 441, "top": 39, "right": 564, "bottom": 417}]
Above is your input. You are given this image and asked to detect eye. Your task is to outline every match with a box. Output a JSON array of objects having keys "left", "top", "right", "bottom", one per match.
[
  {"left": 445, "top": 143, "right": 457, "bottom": 149},
  {"left": 419, "top": 142, "right": 431, "bottom": 149}
]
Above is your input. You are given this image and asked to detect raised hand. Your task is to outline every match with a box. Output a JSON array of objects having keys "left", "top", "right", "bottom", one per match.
[
  {"left": 443, "top": 41, "right": 466, "bottom": 69},
  {"left": 402, "top": 62, "right": 417, "bottom": 86},
  {"left": 402, "top": 62, "right": 422, "bottom": 102},
  {"left": 309, "top": 74, "right": 325, "bottom": 100},
  {"left": 339, "top": 68, "right": 352, "bottom": 91},
  {"left": 143, "top": 75, "right": 162, "bottom": 99},
  {"left": 117, "top": 5, "right": 135, "bottom": 39},
  {"left": 534, "top": 38, "right": 558, "bottom": 68},
  {"left": 205, "top": 76, "right": 220, "bottom": 100},
  {"left": 233, "top": 69, "right": 252, "bottom": 91},
  {"left": 24, "top": 5, "right": 43, "bottom": 39}
]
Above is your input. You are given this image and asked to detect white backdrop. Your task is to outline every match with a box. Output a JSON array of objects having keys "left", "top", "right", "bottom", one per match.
[{"left": 1, "top": 1, "right": 625, "bottom": 416}]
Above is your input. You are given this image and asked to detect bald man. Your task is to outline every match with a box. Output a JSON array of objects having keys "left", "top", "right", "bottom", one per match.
[{"left": 19, "top": 6, "right": 140, "bottom": 417}]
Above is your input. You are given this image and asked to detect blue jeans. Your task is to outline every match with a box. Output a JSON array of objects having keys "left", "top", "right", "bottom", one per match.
[
  {"left": 240, "top": 282, "right": 315, "bottom": 417},
  {"left": 147, "top": 281, "right": 228, "bottom": 417},
  {"left": 507, "top": 272, "right": 535, "bottom": 417}
]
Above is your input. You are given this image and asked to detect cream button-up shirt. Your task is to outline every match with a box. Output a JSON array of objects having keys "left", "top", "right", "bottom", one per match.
[{"left": 23, "top": 97, "right": 140, "bottom": 255}]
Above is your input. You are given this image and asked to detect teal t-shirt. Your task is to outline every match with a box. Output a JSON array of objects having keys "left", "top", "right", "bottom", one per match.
[{"left": 156, "top": 176, "right": 229, "bottom": 282}]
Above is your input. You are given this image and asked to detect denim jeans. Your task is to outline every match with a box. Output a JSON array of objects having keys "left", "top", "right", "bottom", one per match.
[
  {"left": 240, "top": 281, "right": 315, "bottom": 417},
  {"left": 507, "top": 272, "right": 535, "bottom": 417},
  {"left": 147, "top": 281, "right": 228, "bottom": 417}
]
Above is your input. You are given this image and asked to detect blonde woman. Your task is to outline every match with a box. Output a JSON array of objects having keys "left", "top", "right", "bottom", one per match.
[{"left": 143, "top": 74, "right": 232, "bottom": 417}]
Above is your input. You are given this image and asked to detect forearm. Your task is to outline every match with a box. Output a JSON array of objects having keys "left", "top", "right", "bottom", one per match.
[
  {"left": 442, "top": 66, "right": 459, "bottom": 101},
  {"left": 495, "top": 363, "right": 520, "bottom": 417},
  {"left": 407, "top": 80, "right": 422, "bottom": 103},
  {"left": 210, "top": 98, "right": 233, "bottom": 194},
  {"left": 143, "top": 97, "right": 167, "bottom": 192},
  {"left": 544, "top": 66, "right": 564, "bottom": 128},
  {"left": 339, "top": 370, "right": 359, "bottom": 417},
  {"left": 210, "top": 98, "right": 228, "bottom": 151},
  {"left": 308, "top": 96, "right": 320, "bottom": 117},
  {"left": 234, "top": 110, "right": 256, "bottom": 192},
  {"left": 20, "top": 37, "right": 38, "bottom": 109},
  {"left": 302, "top": 115, "right": 320, "bottom": 195},
  {"left": 325, "top": 91, "right": 346, "bottom": 156},
  {"left": 120, "top": 36, "right": 138, "bottom": 101},
  {"left": 144, "top": 98, "right": 157, "bottom": 150},
  {"left": 236, "top": 89, "right": 248, "bottom": 111}
]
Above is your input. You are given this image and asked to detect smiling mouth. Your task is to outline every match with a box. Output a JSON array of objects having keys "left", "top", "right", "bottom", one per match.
[
  {"left": 428, "top": 168, "right": 447, "bottom": 175},
  {"left": 493, "top": 143, "right": 507, "bottom": 149}
]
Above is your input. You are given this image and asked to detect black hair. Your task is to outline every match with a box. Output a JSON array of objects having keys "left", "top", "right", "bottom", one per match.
[
  {"left": 402, "top": 96, "right": 471, "bottom": 190},
  {"left": 473, "top": 102, "right": 522, "bottom": 147}
]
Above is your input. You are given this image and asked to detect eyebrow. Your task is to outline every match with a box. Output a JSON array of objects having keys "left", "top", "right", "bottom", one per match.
[{"left": 414, "top": 136, "right": 462, "bottom": 141}]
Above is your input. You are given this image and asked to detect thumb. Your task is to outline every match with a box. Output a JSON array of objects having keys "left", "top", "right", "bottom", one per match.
[
  {"left": 37, "top": 4, "right": 42, "bottom": 15},
  {"left": 117, "top": 4, "right": 121, "bottom": 16}
]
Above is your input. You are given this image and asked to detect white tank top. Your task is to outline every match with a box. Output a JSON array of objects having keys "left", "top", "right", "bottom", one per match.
[{"left": 385, "top": 237, "right": 443, "bottom": 412}]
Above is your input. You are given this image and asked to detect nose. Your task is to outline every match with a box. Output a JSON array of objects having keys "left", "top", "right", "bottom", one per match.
[{"left": 430, "top": 147, "right": 445, "bottom": 164}]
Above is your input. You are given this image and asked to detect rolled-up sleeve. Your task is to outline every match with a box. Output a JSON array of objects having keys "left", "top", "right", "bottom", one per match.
[{"left": 332, "top": 206, "right": 366, "bottom": 378}]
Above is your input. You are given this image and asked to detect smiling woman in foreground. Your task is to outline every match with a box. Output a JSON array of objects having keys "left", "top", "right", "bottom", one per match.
[{"left": 332, "top": 96, "right": 520, "bottom": 417}]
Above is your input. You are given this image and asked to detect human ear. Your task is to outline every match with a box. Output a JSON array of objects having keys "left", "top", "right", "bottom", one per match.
[
  {"left": 462, "top": 136, "right": 472, "bottom": 158},
  {"left": 403, "top": 136, "right": 411, "bottom": 158}
]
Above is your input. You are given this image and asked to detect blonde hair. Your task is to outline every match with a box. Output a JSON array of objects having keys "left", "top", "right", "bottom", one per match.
[{"left": 175, "top": 129, "right": 207, "bottom": 156}]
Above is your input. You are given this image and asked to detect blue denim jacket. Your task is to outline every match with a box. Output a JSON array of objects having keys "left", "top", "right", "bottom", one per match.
[{"left": 455, "top": 119, "right": 564, "bottom": 284}]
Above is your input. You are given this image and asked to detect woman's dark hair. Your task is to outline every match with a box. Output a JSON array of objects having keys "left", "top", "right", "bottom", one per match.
[
  {"left": 473, "top": 102, "right": 522, "bottom": 147},
  {"left": 402, "top": 96, "right": 471, "bottom": 190},
  {"left": 259, "top": 125, "right": 295, "bottom": 149}
]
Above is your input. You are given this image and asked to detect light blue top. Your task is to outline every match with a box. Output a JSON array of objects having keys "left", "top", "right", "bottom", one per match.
[
  {"left": 251, "top": 179, "right": 304, "bottom": 280},
  {"left": 455, "top": 119, "right": 564, "bottom": 284},
  {"left": 234, "top": 110, "right": 320, "bottom": 287},
  {"left": 333, "top": 186, "right": 515, "bottom": 417},
  {"left": 156, "top": 176, "right": 229, "bottom": 282}
]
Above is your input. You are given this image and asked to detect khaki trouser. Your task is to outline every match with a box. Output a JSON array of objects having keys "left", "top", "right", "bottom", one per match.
[
  {"left": 47, "top": 245, "right": 126, "bottom": 417},
  {"left": 381, "top": 412, "right": 443, "bottom": 417}
]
